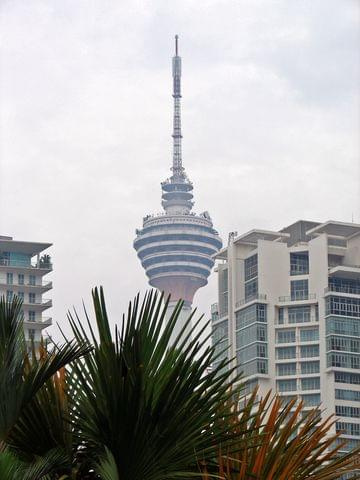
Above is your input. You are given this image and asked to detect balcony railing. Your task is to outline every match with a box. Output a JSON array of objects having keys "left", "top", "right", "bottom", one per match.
[
  {"left": 24, "top": 299, "right": 52, "bottom": 307},
  {"left": 1, "top": 280, "right": 52, "bottom": 289},
  {"left": 0, "top": 259, "right": 52, "bottom": 270},
  {"left": 236, "top": 294, "right": 267, "bottom": 309},
  {"left": 278, "top": 293, "right": 316, "bottom": 302},
  {"left": 325, "top": 285, "right": 360, "bottom": 295}
]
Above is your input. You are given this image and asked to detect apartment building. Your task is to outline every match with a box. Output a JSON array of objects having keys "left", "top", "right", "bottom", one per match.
[
  {"left": 212, "top": 220, "right": 360, "bottom": 452},
  {"left": 0, "top": 235, "right": 52, "bottom": 344}
]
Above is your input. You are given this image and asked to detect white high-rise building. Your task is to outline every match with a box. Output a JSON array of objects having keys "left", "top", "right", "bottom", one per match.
[
  {"left": 0, "top": 235, "right": 52, "bottom": 344},
  {"left": 212, "top": 220, "right": 360, "bottom": 452}
]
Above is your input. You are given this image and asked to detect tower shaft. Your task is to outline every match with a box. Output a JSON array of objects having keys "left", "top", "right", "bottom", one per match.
[{"left": 172, "top": 35, "right": 183, "bottom": 179}]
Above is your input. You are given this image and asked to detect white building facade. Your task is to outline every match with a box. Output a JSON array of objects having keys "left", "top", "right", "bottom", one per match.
[
  {"left": 0, "top": 235, "right": 52, "bottom": 344},
  {"left": 212, "top": 220, "right": 360, "bottom": 452}
]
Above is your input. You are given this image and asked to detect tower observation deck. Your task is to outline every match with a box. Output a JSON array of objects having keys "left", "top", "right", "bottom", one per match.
[{"left": 134, "top": 36, "right": 222, "bottom": 333}]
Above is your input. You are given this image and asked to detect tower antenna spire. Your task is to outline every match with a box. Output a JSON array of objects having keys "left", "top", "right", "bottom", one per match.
[{"left": 172, "top": 34, "right": 184, "bottom": 179}]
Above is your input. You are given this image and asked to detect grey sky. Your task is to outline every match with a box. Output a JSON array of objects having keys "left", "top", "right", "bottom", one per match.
[{"left": 0, "top": 0, "right": 359, "bottom": 339}]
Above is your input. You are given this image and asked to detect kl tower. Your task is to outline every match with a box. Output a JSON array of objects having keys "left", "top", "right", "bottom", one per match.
[{"left": 134, "top": 36, "right": 222, "bottom": 339}]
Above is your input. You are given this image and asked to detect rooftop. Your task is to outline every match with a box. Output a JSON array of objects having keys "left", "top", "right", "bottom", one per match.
[{"left": 0, "top": 237, "right": 52, "bottom": 255}]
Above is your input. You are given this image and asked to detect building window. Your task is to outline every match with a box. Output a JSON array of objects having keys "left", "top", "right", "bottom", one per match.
[
  {"left": 236, "top": 304, "right": 267, "bottom": 329},
  {"left": 300, "top": 360, "right": 320, "bottom": 374},
  {"left": 276, "top": 363, "right": 296, "bottom": 376},
  {"left": 290, "top": 252, "right": 309, "bottom": 275},
  {"left": 18, "top": 274, "right": 24, "bottom": 285},
  {"left": 300, "top": 345, "right": 319, "bottom": 358},
  {"left": 329, "top": 277, "right": 360, "bottom": 295},
  {"left": 245, "top": 254, "right": 258, "bottom": 281},
  {"left": 291, "top": 280, "right": 308, "bottom": 301},
  {"left": 327, "top": 336, "right": 360, "bottom": 353},
  {"left": 219, "top": 269, "right": 228, "bottom": 317},
  {"left": 335, "top": 389, "right": 360, "bottom": 402},
  {"left": 278, "top": 307, "right": 284, "bottom": 324},
  {"left": 29, "top": 275, "right": 36, "bottom": 286},
  {"left": 28, "top": 311, "right": 36, "bottom": 322},
  {"left": 6, "top": 290, "right": 13, "bottom": 302},
  {"left": 326, "top": 296, "right": 360, "bottom": 318},
  {"left": 17, "top": 292, "right": 24, "bottom": 301},
  {"left": 276, "top": 329, "right": 296, "bottom": 344},
  {"left": 237, "top": 358, "right": 268, "bottom": 376},
  {"left": 236, "top": 323, "right": 267, "bottom": 349},
  {"left": 335, "top": 405, "right": 360, "bottom": 418},
  {"left": 276, "top": 346, "right": 296, "bottom": 360},
  {"left": 301, "top": 394, "right": 320, "bottom": 407},
  {"left": 288, "top": 306, "right": 311, "bottom": 323},
  {"left": 28, "top": 329, "right": 35, "bottom": 341},
  {"left": 335, "top": 372, "right": 360, "bottom": 385},
  {"left": 6, "top": 273, "right": 13, "bottom": 285},
  {"left": 326, "top": 317, "right": 360, "bottom": 337},
  {"left": 29, "top": 293, "right": 36, "bottom": 304},
  {"left": 327, "top": 352, "right": 360, "bottom": 370},
  {"left": 277, "top": 379, "right": 297, "bottom": 392},
  {"left": 301, "top": 377, "right": 320, "bottom": 390},
  {"left": 300, "top": 328, "right": 319, "bottom": 342},
  {"left": 336, "top": 422, "right": 360, "bottom": 437},
  {"left": 245, "top": 278, "right": 258, "bottom": 302}
]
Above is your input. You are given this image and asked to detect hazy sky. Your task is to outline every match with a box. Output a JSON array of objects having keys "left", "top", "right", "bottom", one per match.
[{"left": 0, "top": 0, "right": 359, "bottom": 339}]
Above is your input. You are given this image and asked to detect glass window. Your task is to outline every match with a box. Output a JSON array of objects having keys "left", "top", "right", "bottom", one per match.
[
  {"left": 244, "top": 254, "right": 258, "bottom": 281},
  {"left": 237, "top": 358, "right": 268, "bottom": 376},
  {"left": 335, "top": 389, "right": 360, "bottom": 402},
  {"left": 236, "top": 304, "right": 267, "bottom": 329},
  {"left": 6, "top": 273, "right": 13, "bottom": 285},
  {"left": 6, "top": 290, "right": 13, "bottom": 302},
  {"left": 237, "top": 343, "right": 267, "bottom": 364},
  {"left": 327, "top": 353, "right": 360, "bottom": 370},
  {"left": 300, "top": 328, "right": 319, "bottom": 342},
  {"left": 276, "top": 363, "right": 296, "bottom": 376},
  {"left": 29, "top": 292, "right": 36, "bottom": 304},
  {"left": 276, "top": 329, "right": 296, "bottom": 344},
  {"left": 29, "top": 275, "right": 36, "bottom": 286},
  {"left": 326, "top": 296, "right": 360, "bottom": 318},
  {"left": 18, "top": 274, "right": 24, "bottom": 285},
  {"left": 245, "top": 278, "right": 258, "bottom": 302},
  {"left": 17, "top": 292, "right": 24, "bottom": 301},
  {"left": 212, "top": 320, "right": 228, "bottom": 344},
  {"left": 28, "top": 329, "right": 35, "bottom": 341},
  {"left": 236, "top": 323, "right": 267, "bottom": 349},
  {"left": 300, "top": 345, "right": 319, "bottom": 358},
  {"left": 278, "top": 307, "right": 284, "bottom": 324},
  {"left": 326, "top": 317, "right": 360, "bottom": 338},
  {"left": 301, "top": 377, "right": 320, "bottom": 390},
  {"left": 300, "top": 361, "right": 320, "bottom": 374},
  {"left": 335, "top": 372, "right": 360, "bottom": 385},
  {"left": 290, "top": 252, "right": 309, "bottom": 275},
  {"left": 302, "top": 394, "right": 320, "bottom": 406},
  {"left": 276, "top": 346, "right": 296, "bottom": 360},
  {"left": 28, "top": 311, "right": 36, "bottom": 322},
  {"left": 291, "top": 280, "right": 309, "bottom": 301},
  {"left": 288, "top": 306, "right": 311, "bottom": 323},
  {"left": 327, "top": 336, "right": 360, "bottom": 353},
  {"left": 335, "top": 405, "right": 360, "bottom": 418},
  {"left": 329, "top": 277, "right": 360, "bottom": 295},
  {"left": 336, "top": 422, "right": 360, "bottom": 437},
  {"left": 277, "top": 379, "right": 297, "bottom": 392}
]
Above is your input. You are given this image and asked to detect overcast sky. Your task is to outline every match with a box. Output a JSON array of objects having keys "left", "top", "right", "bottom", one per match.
[{"left": 0, "top": 0, "right": 359, "bottom": 339}]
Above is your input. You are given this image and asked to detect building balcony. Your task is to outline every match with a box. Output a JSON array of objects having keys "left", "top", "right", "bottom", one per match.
[
  {"left": 22, "top": 298, "right": 52, "bottom": 310},
  {"left": 23, "top": 316, "right": 52, "bottom": 328},
  {"left": 0, "top": 259, "right": 52, "bottom": 272},
  {"left": 235, "top": 294, "right": 267, "bottom": 309},
  {"left": 0, "top": 281, "right": 52, "bottom": 292},
  {"left": 324, "top": 285, "right": 360, "bottom": 297},
  {"left": 278, "top": 293, "right": 316, "bottom": 304}
]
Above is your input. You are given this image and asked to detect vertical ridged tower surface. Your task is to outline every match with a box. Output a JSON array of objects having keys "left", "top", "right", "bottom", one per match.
[{"left": 134, "top": 36, "right": 222, "bottom": 321}]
